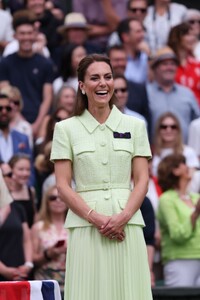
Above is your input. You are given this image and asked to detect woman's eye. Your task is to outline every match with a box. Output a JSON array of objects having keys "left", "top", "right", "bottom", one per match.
[
  {"left": 105, "top": 75, "right": 112, "bottom": 80},
  {"left": 91, "top": 77, "right": 98, "bottom": 81}
]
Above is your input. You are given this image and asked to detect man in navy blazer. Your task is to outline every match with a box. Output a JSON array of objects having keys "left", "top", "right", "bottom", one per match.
[{"left": 0, "top": 93, "right": 32, "bottom": 162}]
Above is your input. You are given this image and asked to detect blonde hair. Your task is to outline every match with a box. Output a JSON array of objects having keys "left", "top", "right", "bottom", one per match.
[
  {"left": 37, "top": 185, "right": 67, "bottom": 230},
  {"left": 0, "top": 85, "right": 23, "bottom": 110},
  {"left": 153, "top": 112, "right": 183, "bottom": 155}
]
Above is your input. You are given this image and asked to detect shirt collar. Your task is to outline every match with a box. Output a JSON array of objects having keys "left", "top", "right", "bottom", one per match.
[{"left": 77, "top": 105, "right": 122, "bottom": 133}]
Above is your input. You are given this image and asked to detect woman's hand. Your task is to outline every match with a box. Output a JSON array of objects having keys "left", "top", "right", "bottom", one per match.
[
  {"left": 1, "top": 266, "right": 19, "bottom": 280},
  {"left": 98, "top": 213, "right": 127, "bottom": 241}
]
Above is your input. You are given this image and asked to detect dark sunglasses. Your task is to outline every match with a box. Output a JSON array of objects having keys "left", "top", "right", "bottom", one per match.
[
  {"left": 48, "top": 195, "right": 59, "bottom": 201},
  {"left": 11, "top": 100, "right": 20, "bottom": 106},
  {"left": 114, "top": 88, "right": 128, "bottom": 94},
  {"left": 160, "top": 124, "right": 178, "bottom": 130},
  {"left": 3, "top": 172, "right": 13, "bottom": 178},
  {"left": 129, "top": 7, "right": 147, "bottom": 13},
  {"left": 189, "top": 20, "right": 200, "bottom": 25},
  {"left": 0, "top": 106, "right": 12, "bottom": 112}
]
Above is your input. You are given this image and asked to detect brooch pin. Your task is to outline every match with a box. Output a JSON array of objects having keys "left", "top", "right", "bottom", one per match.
[{"left": 113, "top": 132, "right": 131, "bottom": 139}]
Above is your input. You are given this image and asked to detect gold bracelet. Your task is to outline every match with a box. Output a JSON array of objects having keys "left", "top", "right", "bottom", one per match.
[{"left": 87, "top": 208, "right": 94, "bottom": 223}]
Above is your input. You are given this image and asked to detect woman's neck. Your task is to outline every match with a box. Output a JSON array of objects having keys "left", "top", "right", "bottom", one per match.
[
  {"left": 176, "top": 177, "right": 189, "bottom": 196},
  {"left": 155, "top": 1, "right": 169, "bottom": 15},
  {"left": 178, "top": 49, "right": 191, "bottom": 66},
  {"left": 88, "top": 105, "right": 111, "bottom": 124},
  {"left": 51, "top": 213, "right": 65, "bottom": 226}
]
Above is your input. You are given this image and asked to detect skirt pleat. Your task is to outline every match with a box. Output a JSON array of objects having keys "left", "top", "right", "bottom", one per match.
[{"left": 64, "top": 225, "right": 153, "bottom": 300}]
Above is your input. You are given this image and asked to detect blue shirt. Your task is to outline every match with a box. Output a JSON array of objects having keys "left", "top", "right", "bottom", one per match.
[
  {"left": 147, "top": 81, "right": 200, "bottom": 143},
  {"left": 125, "top": 52, "right": 148, "bottom": 84}
]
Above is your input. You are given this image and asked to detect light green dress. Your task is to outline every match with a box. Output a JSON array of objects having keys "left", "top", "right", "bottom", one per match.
[{"left": 51, "top": 105, "right": 153, "bottom": 300}]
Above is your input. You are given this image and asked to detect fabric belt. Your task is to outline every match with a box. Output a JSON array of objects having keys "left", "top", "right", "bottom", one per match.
[{"left": 76, "top": 183, "right": 131, "bottom": 192}]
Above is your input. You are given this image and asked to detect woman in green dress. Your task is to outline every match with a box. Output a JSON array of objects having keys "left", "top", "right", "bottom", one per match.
[{"left": 50, "top": 54, "right": 153, "bottom": 300}]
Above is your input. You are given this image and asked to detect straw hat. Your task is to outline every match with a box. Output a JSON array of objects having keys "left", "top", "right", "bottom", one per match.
[
  {"left": 57, "top": 12, "right": 90, "bottom": 34},
  {"left": 150, "top": 46, "right": 179, "bottom": 68}
]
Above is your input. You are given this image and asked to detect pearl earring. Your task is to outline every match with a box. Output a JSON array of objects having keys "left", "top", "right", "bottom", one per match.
[{"left": 82, "top": 90, "right": 85, "bottom": 95}]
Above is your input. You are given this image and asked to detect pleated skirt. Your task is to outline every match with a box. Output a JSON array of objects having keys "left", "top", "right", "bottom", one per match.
[{"left": 64, "top": 225, "right": 153, "bottom": 300}]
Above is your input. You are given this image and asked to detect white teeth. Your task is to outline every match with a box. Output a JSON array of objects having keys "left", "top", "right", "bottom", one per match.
[{"left": 96, "top": 91, "right": 108, "bottom": 95}]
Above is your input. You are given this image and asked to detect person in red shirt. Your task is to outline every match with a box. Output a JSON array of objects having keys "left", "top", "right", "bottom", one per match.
[{"left": 168, "top": 22, "right": 200, "bottom": 106}]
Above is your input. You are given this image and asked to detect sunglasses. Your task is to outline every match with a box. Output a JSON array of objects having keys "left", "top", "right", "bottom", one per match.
[
  {"left": 48, "top": 195, "right": 60, "bottom": 201},
  {"left": 160, "top": 124, "right": 178, "bottom": 130},
  {"left": 129, "top": 7, "right": 147, "bottom": 13},
  {"left": 3, "top": 172, "right": 13, "bottom": 178},
  {"left": 0, "top": 106, "right": 12, "bottom": 112},
  {"left": 114, "top": 88, "right": 128, "bottom": 94},
  {"left": 189, "top": 20, "right": 200, "bottom": 25}
]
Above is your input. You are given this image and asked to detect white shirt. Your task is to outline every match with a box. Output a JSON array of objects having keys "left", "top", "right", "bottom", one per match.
[
  {"left": 144, "top": 3, "right": 187, "bottom": 54},
  {"left": 152, "top": 145, "right": 200, "bottom": 176},
  {"left": 53, "top": 76, "right": 78, "bottom": 95},
  {"left": 0, "top": 131, "right": 13, "bottom": 162},
  {"left": 0, "top": 9, "right": 14, "bottom": 43},
  {"left": 188, "top": 117, "right": 200, "bottom": 156}
]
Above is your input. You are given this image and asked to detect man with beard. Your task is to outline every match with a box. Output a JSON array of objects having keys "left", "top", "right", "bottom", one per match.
[
  {"left": 0, "top": 94, "right": 31, "bottom": 163},
  {"left": 147, "top": 46, "right": 200, "bottom": 144}
]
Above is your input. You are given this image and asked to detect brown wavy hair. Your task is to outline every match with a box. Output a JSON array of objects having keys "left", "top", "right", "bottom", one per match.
[
  {"left": 153, "top": 112, "right": 183, "bottom": 155},
  {"left": 74, "top": 54, "right": 117, "bottom": 116},
  {"left": 157, "top": 153, "right": 186, "bottom": 192}
]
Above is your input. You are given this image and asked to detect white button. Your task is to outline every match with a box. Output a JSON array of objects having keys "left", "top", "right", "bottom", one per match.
[
  {"left": 102, "top": 160, "right": 108, "bottom": 165},
  {"left": 100, "top": 141, "right": 106, "bottom": 146},
  {"left": 104, "top": 195, "right": 110, "bottom": 200},
  {"left": 103, "top": 178, "right": 109, "bottom": 183}
]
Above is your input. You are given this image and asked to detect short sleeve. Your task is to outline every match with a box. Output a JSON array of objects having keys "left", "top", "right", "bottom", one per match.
[
  {"left": 133, "top": 120, "right": 152, "bottom": 159},
  {"left": 0, "top": 170, "right": 12, "bottom": 208},
  {"left": 50, "top": 121, "right": 72, "bottom": 162}
]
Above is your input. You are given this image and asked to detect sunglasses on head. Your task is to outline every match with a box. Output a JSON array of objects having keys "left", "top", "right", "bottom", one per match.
[
  {"left": 0, "top": 106, "right": 12, "bottom": 112},
  {"left": 159, "top": 124, "right": 178, "bottom": 130},
  {"left": 114, "top": 88, "right": 128, "bottom": 94},
  {"left": 48, "top": 195, "right": 59, "bottom": 201},
  {"left": 189, "top": 20, "right": 200, "bottom": 25},
  {"left": 3, "top": 171, "right": 13, "bottom": 178},
  {"left": 129, "top": 7, "right": 147, "bottom": 13}
]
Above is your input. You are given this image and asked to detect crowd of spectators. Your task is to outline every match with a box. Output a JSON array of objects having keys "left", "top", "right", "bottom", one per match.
[{"left": 0, "top": 0, "right": 200, "bottom": 295}]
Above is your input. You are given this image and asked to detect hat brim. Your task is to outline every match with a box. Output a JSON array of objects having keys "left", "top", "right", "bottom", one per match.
[
  {"left": 57, "top": 24, "right": 90, "bottom": 35},
  {"left": 151, "top": 53, "right": 179, "bottom": 68}
]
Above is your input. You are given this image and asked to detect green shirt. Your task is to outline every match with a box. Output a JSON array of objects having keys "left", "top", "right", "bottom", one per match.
[
  {"left": 157, "top": 190, "right": 200, "bottom": 264},
  {"left": 51, "top": 105, "right": 151, "bottom": 228}
]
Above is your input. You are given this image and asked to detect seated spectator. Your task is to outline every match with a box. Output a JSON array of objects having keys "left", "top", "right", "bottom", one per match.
[
  {"left": 188, "top": 117, "right": 200, "bottom": 161},
  {"left": 147, "top": 46, "right": 200, "bottom": 143},
  {"left": 0, "top": 162, "right": 33, "bottom": 281},
  {"left": 35, "top": 106, "right": 70, "bottom": 154},
  {"left": 1, "top": 85, "right": 33, "bottom": 148},
  {"left": 168, "top": 22, "right": 200, "bottom": 106},
  {"left": 53, "top": 43, "right": 87, "bottom": 94},
  {"left": 0, "top": 94, "right": 32, "bottom": 163},
  {"left": 0, "top": 10, "right": 55, "bottom": 137},
  {"left": 157, "top": 153, "right": 200, "bottom": 287},
  {"left": 152, "top": 112, "right": 199, "bottom": 177},
  {"left": 9, "top": 153, "right": 36, "bottom": 228},
  {"left": 57, "top": 12, "right": 100, "bottom": 57},
  {"left": 144, "top": 0, "right": 187, "bottom": 54},
  {"left": 31, "top": 185, "right": 68, "bottom": 294},
  {"left": 183, "top": 9, "right": 200, "bottom": 61},
  {"left": 113, "top": 74, "right": 147, "bottom": 124}
]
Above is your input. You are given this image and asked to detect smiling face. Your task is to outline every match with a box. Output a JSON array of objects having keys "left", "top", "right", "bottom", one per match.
[
  {"left": 154, "top": 59, "right": 177, "bottom": 85},
  {"left": 79, "top": 61, "right": 114, "bottom": 110},
  {"left": 159, "top": 116, "right": 179, "bottom": 145},
  {"left": 12, "top": 158, "right": 31, "bottom": 186},
  {"left": 47, "top": 187, "right": 67, "bottom": 214},
  {"left": 15, "top": 24, "right": 36, "bottom": 55}
]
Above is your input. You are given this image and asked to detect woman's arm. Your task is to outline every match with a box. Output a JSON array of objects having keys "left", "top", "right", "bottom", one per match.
[
  {"left": 0, "top": 261, "right": 18, "bottom": 280},
  {"left": 55, "top": 160, "right": 111, "bottom": 229},
  {"left": 99, "top": 157, "right": 149, "bottom": 237}
]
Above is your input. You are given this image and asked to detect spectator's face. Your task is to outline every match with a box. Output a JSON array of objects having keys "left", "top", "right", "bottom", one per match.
[
  {"left": 154, "top": 59, "right": 177, "bottom": 84},
  {"left": 114, "top": 78, "right": 128, "bottom": 111},
  {"left": 26, "top": 0, "right": 45, "bottom": 16},
  {"left": 48, "top": 187, "right": 67, "bottom": 214},
  {"left": 71, "top": 46, "right": 87, "bottom": 74},
  {"left": 66, "top": 28, "right": 87, "bottom": 45},
  {"left": 0, "top": 98, "right": 12, "bottom": 129},
  {"left": 109, "top": 49, "right": 127, "bottom": 75},
  {"left": 128, "top": 20, "right": 145, "bottom": 49},
  {"left": 127, "top": 0, "right": 147, "bottom": 23},
  {"left": 58, "top": 88, "right": 76, "bottom": 114},
  {"left": 12, "top": 158, "right": 31, "bottom": 186},
  {"left": 180, "top": 31, "right": 196, "bottom": 53},
  {"left": 159, "top": 116, "right": 178, "bottom": 144},
  {"left": 188, "top": 16, "right": 200, "bottom": 37},
  {"left": 15, "top": 24, "right": 36, "bottom": 54}
]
